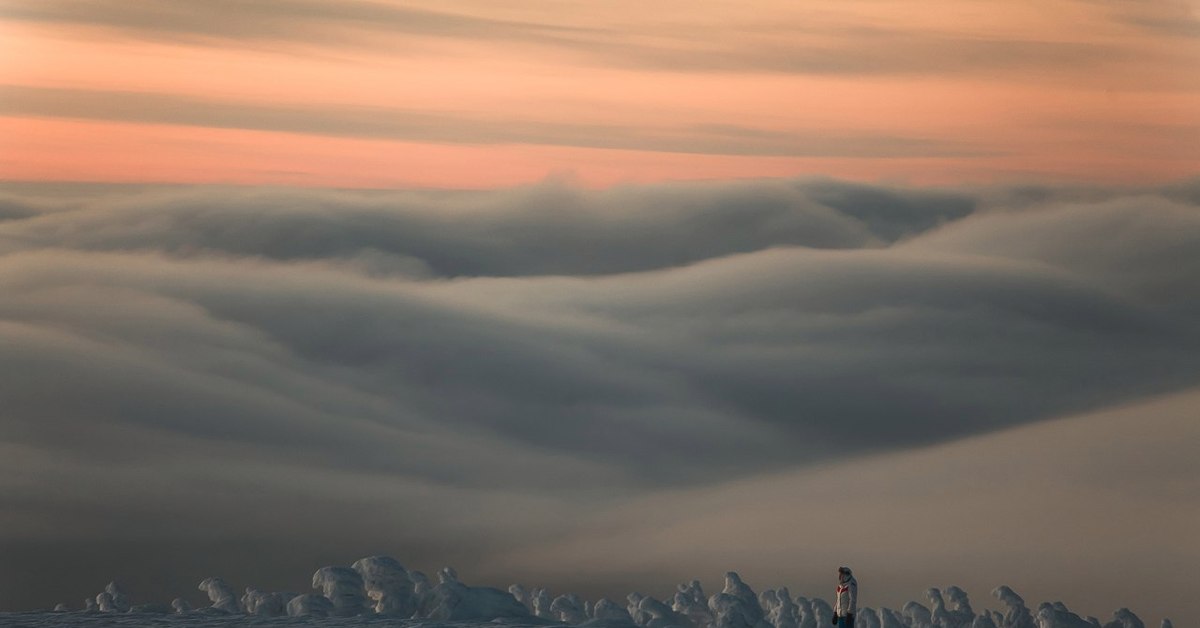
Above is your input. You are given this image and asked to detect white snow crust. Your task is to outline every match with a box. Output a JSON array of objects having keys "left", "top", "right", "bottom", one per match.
[{"left": 14, "top": 558, "right": 1173, "bottom": 628}]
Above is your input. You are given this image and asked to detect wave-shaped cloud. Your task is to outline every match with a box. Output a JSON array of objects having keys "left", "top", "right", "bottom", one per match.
[
  {"left": 0, "top": 178, "right": 1197, "bottom": 614},
  {"left": 0, "top": 179, "right": 977, "bottom": 275}
]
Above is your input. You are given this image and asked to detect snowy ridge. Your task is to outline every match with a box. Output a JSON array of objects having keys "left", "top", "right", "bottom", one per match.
[{"left": 4, "top": 557, "right": 1170, "bottom": 628}]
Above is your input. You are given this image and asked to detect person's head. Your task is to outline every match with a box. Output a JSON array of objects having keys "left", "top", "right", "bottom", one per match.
[{"left": 837, "top": 566, "right": 852, "bottom": 582}]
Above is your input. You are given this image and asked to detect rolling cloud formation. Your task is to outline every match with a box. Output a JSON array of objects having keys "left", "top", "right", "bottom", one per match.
[{"left": 0, "top": 177, "right": 1198, "bottom": 614}]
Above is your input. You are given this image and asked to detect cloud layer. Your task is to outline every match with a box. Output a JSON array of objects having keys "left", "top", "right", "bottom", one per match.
[
  {"left": 0, "top": 85, "right": 986, "bottom": 160},
  {"left": 0, "top": 178, "right": 1197, "bottom": 616},
  {"left": 0, "top": 0, "right": 1150, "bottom": 77}
]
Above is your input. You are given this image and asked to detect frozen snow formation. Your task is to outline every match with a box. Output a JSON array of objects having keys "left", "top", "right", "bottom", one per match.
[
  {"left": 287, "top": 593, "right": 335, "bottom": 617},
  {"left": 593, "top": 597, "right": 636, "bottom": 623},
  {"left": 410, "top": 569, "right": 435, "bottom": 611},
  {"left": 710, "top": 572, "right": 768, "bottom": 628},
  {"left": 791, "top": 595, "right": 818, "bottom": 628},
  {"left": 811, "top": 598, "right": 835, "bottom": 628},
  {"left": 312, "top": 566, "right": 368, "bottom": 616},
  {"left": 105, "top": 581, "right": 130, "bottom": 613},
  {"left": 903, "top": 600, "right": 934, "bottom": 628},
  {"left": 881, "top": 607, "right": 907, "bottom": 628},
  {"left": 856, "top": 608, "right": 880, "bottom": 628},
  {"left": 947, "top": 588, "right": 975, "bottom": 619},
  {"left": 994, "top": 586, "right": 1038, "bottom": 628},
  {"left": 1034, "top": 601, "right": 1098, "bottom": 628},
  {"left": 198, "top": 577, "right": 242, "bottom": 614},
  {"left": 552, "top": 593, "right": 591, "bottom": 624},
  {"left": 352, "top": 555, "right": 418, "bottom": 616},
  {"left": 21, "top": 561, "right": 1171, "bottom": 628},
  {"left": 93, "top": 581, "right": 130, "bottom": 613},
  {"left": 1102, "top": 609, "right": 1145, "bottom": 628},
  {"left": 759, "top": 586, "right": 800, "bottom": 628},
  {"left": 972, "top": 613, "right": 999, "bottom": 628},
  {"left": 675, "top": 580, "right": 714, "bottom": 628},
  {"left": 241, "top": 587, "right": 292, "bottom": 617},
  {"left": 533, "top": 588, "right": 558, "bottom": 619},
  {"left": 510, "top": 584, "right": 532, "bottom": 611},
  {"left": 417, "top": 565, "right": 530, "bottom": 621},
  {"left": 929, "top": 587, "right": 977, "bottom": 628},
  {"left": 95, "top": 592, "right": 117, "bottom": 613},
  {"left": 627, "top": 591, "right": 693, "bottom": 628}
]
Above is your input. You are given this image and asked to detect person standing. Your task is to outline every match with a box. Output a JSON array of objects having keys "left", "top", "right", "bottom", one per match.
[{"left": 833, "top": 566, "right": 857, "bottom": 628}]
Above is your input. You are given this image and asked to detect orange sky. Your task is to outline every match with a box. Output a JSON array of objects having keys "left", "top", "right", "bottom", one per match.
[{"left": 1, "top": 0, "right": 1197, "bottom": 188}]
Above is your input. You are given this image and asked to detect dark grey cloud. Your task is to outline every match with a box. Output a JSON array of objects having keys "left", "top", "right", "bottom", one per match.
[
  {"left": 1127, "top": 14, "right": 1200, "bottom": 38},
  {"left": 0, "top": 85, "right": 982, "bottom": 159},
  {"left": 1082, "top": 0, "right": 1200, "bottom": 39},
  {"left": 0, "top": 196, "right": 41, "bottom": 222},
  {"left": 0, "top": 178, "right": 978, "bottom": 275},
  {"left": 591, "top": 28, "right": 1126, "bottom": 78},
  {"left": 1164, "top": 177, "right": 1200, "bottom": 205},
  {"left": 0, "top": 0, "right": 1139, "bottom": 78},
  {"left": 0, "top": 178, "right": 1198, "bottom": 611},
  {"left": 0, "top": 0, "right": 595, "bottom": 48}
]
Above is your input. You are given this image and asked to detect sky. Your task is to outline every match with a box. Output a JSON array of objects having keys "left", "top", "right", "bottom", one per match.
[
  {"left": 1, "top": 0, "right": 1199, "bottom": 626},
  {"left": 2, "top": 0, "right": 1199, "bottom": 187}
]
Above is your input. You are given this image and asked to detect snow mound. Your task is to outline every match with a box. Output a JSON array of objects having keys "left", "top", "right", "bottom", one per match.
[
  {"left": 419, "top": 567, "right": 531, "bottom": 621},
  {"left": 288, "top": 593, "right": 336, "bottom": 618},
  {"left": 313, "top": 566, "right": 368, "bottom": 617},
  {"left": 241, "top": 588, "right": 292, "bottom": 617},
  {"left": 353, "top": 555, "right": 417, "bottom": 617},
  {"left": 198, "top": 577, "right": 241, "bottom": 614}
]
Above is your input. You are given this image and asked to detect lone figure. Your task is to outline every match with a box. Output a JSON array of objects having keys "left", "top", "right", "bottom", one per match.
[{"left": 833, "top": 566, "right": 857, "bottom": 628}]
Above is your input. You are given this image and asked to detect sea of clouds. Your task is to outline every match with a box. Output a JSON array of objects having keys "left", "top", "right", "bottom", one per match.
[{"left": 1, "top": 177, "right": 1197, "bottom": 618}]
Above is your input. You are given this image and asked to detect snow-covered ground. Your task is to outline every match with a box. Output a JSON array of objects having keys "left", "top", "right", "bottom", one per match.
[
  {"left": 0, "top": 615, "right": 557, "bottom": 628},
  {"left": 0, "top": 556, "right": 1170, "bottom": 628}
]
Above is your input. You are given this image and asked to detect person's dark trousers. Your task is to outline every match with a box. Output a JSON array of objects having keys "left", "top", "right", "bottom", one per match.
[{"left": 837, "top": 614, "right": 855, "bottom": 628}]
